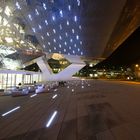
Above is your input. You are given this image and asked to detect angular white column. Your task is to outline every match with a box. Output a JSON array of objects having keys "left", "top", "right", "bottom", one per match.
[{"left": 36, "top": 55, "right": 86, "bottom": 81}]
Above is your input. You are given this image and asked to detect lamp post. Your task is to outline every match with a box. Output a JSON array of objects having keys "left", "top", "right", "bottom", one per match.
[{"left": 134, "top": 64, "right": 139, "bottom": 80}]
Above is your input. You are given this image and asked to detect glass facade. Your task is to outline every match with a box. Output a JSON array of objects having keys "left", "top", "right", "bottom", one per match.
[{"left": 0, "top": 73, "right": 42, "bottom": 89}]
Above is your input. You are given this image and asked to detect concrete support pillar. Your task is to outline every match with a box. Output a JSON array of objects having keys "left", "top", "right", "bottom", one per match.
[{"left": 36, "top": 55, "right": 86, "bottom": 81}]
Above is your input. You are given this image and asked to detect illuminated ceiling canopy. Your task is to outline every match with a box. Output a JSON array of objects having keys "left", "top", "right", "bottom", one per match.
[{"left": 0, "top": 0, "right": 140, "bottom": 68}]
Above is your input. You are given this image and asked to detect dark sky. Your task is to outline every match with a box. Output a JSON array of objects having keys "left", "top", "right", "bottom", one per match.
[{"left": 97, "top": 26, "right": 140, "bottom": 68}]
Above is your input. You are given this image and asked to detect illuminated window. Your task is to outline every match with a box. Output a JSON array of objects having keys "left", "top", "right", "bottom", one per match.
[
  {"left": 49, "top": 49, "right": 52, "bottom": 52},
  {"left": 69, "top": 46, "right": 71, "bottom": 49},
  {"left": 78, "top": 48, "right": 80, "bottom": 52},
  {"left": 5, "top": 6, "right": 12, "bottom": 17},
  {"left": 43, "top": 44, "right": 45, "bottom": 48},
  {"left": 64, "top": 49, "right": 66, "bottom": 52},
  {"left": 74, "top": 44, "right": 77, "bottom": 47},
  {"left": 79, "top": 25, "right": 82, "bottom": 29},
  {"left": 54, "top": 47, "right": 56, "bottom": 50},
  {"left": 73, "top": 50, "right": 75, "bottom": 54},
  {"left": 80, "top": 41, "right": 82, "bottom": 45}
]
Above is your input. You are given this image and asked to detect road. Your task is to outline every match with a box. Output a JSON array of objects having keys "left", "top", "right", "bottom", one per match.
[{"left": 0, "top": 80, "right": 140, "bottom": 140}]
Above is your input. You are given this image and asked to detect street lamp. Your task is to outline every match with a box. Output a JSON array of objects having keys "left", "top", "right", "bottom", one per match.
[{"left": 135, "top": 64, "right": 139, "bottom": 68}]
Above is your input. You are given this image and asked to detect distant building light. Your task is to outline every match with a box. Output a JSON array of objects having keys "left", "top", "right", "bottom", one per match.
[
  {"left": 89, "top": 64, "right": 93, "bottom": 67},
  {"left": 89, "top": 74, "right": 93, "bottom": 77}
]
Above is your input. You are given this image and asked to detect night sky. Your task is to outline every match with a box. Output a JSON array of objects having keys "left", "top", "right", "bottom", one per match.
[{"left": 97, "top": 26, "right": 140, "bottom": 68}]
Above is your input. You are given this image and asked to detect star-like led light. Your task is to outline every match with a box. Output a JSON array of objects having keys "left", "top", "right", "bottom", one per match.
[
  {"left": 43, "top": 3, "right": 47, "bottom": 10},
  {"left": 16, "top": 2, "right": 21, "bottom": 9},
  {"left": 74, "top": 16, "right": 77, "bottom": 22},
  {"left": 45, "top": 20, "right": 48, "bottom": 25},
  {"left": 68, "top": 5, "right": 71, "bottom": 11},
  {"left": 35, "top": 9, "right": 39, "bottom": 15},
  {"left": 28, "top": 14, "right": 32, "bottom": 21},
  {"left": 60, "top": 10, "right": 63, "bottom": 17}
]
